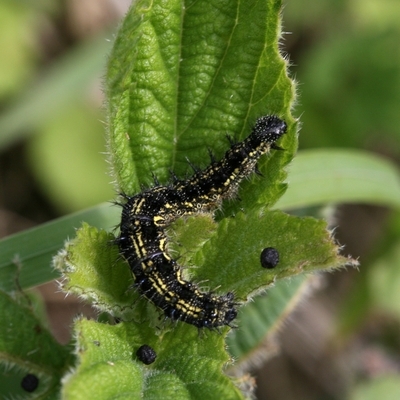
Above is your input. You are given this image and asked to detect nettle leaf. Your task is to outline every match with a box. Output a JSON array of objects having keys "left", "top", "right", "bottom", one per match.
[
  {"left": 106, "top": 0, "right": 295, "bottom": 194},
  {"left": 188, "top": 211, "right": 347, "bottom": 297},
  {"left": 54, "top": 224, "right": 138, "bottom": 320},
  {"left": 62, "top": 318, "right": 242, "bottom": 400},
  {"left": 55, "top": 0, "right": 354, "bottom": 398},
  {"left": 0, "top": 291, "right": 75, "bottom": 399}
]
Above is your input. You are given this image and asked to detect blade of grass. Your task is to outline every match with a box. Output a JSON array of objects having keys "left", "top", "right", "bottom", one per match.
[
  {"left": 0, "top": 203, "right": 119, "bottom": 292},
  {"left": 274, "top": 149, "right": 400, "bottom": 210}
]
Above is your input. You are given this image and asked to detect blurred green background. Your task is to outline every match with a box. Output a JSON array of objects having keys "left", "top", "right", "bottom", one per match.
[{"left": 0, "top": 0, "right": 399, "bottom": 399}]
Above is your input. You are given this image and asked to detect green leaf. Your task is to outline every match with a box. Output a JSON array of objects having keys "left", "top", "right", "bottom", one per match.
[
  {"left": 106, "top": 0, "right": 295, "bottom": 195},
  {"left": 54, "top": 223, "right": 137, "bottom": 320},
  {"left": 62, "top": 318, "right": 242, "bottom": 400},
  {"left": 274, "top": 149, "right": 400, "bottom": 210},
  {"left": 0, "top": 290, "right": 75, "bottom": 399},
  {"left": 170, "top": 210, "right": 349, "bottom": 299}
]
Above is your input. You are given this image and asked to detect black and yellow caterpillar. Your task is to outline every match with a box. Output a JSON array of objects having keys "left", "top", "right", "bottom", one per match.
[{"left": 117, "top": 115, "right": 287, "bottom": 328}]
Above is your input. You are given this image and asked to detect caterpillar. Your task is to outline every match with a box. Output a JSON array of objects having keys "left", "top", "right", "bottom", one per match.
[{"left": 117, "top": 115, "right": 287, "bottom": 329}]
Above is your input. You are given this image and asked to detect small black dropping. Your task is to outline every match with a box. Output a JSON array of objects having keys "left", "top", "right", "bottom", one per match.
[
  {"left": 260, "top": 247, "right": 279, "bottom": 269},
  {"left": 136, "top": 344, "right": 157, "bottom": 365},
  {"left": 21, "top": 373, "right": 39, "bottom": 392}
]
